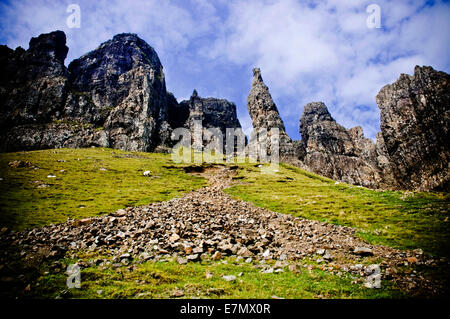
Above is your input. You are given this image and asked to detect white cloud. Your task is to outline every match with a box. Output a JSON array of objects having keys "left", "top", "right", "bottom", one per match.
[
  {"left": 1, "top": 0, "right": 449, "bottom": 140},
  {"left": 210, "top": 0, "right": 450, "bottom": 139},
  {"left": 0, "top": 0, "right": 219, "bottom": 63}
]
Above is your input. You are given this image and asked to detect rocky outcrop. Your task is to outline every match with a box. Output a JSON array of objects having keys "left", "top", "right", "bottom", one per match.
[
  {"left": 0, "top": 31, "right": 104, "bottom": 152},
  {"left": 0, "top": 31, "right": 245, "bottom": 155},
  {"left": 1, "top": 31, "right": 448, "bottom": 191},
  {"left": 68, "top": 33, "right": 172, "bottom": 152},
  {"left": 0, "top": 31, "right": 69, "bottom": 131},
  {"left": 377, "top": 66, "right": 450, "bottom": 191},
  {"left": 299, "top": 102, "right": 392, "bottom": 188},
  {"left": 247, "top": 68, "right": 296, "bottom": 159},
  {"left": 298, "top": 66, "right": 449, "bottom": 191},
  {"left": 244, "top": 66, "right": 448, "bottom": 190},
  {"left": 175, "top": 90, "right": 245, "bottom": 152},
  {"left": 0, "top": 31, "right": 173, "bottom": 153}
]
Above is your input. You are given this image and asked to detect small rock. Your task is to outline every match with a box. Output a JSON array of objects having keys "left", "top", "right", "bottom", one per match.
[
  {"left": 245, "top": 257, "right": 253, "bottom": 263},
  {"left": 187, "top": 254, "right": 199, "bottom": 261},
  {"left": 205, "top": 271, "right": 213, "bottom": 279},
  {"left": 112, "top": 209, "right": 127, "bottom": 217},
  {"left": 353, "top": 247, "right": 373, "bottom": 256},
  {"left": 262, "top": 249, "right": 272, "bottom": 260},
  {"left": 79, "top": 218, "right": 91, "bottom": 226},
  {"left": 237, "top": 247, "right": 254, "bottom": 258},
  {"left": 261, "top": 268, "right": 274, "bottom": 274},
  {"left": 143, "top": 170, "right": 151, "bottom": 176},
  {"left": 176, "top": 257, "right": 188, "bottom": 265},
  {"left": 212, "top": 251, "right": 223, "bottom": 260},
  {"left": 120, "top": 253, "right": 131, "bottom": 260},
  {"left": 141, "top": 252, "right": 152, "bottom": 261},
  {"left": 169, "top": 233, "right": 180, "bottom": 243},
  {"left": 323, "top": 252, "right": 333, "bottom": 261},
  {"left": 171, "top": 289, "right": 184, "bottom": 298},
  {"left": 193, "top": 247, "right": 204, "bottom": 254},
  {"left": 316, "top": 249, "right": 325, "bottom": 255},
  {"left": 222, "top": 275, "right": 236, "bottom": 282},
  {"left": 184, "top": 246, "right": 193, "bottom": 254}
]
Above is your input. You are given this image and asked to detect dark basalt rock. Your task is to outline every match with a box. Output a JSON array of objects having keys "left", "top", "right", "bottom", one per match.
[
  {"left": 1, "top": 30, "right": 448, "bottom": 191},
  {"left": 299, "top": 102, "right": 390, "bottom": 188},
  {"left": 0, "top": 31, "right": 173, "bottom": 152},
  {"left": 68, "top": 33, "right": 171, "bottom": 152},
  {"left": 177, "top": 90, "right": 245, "bottom": 152},
  {"left": 297, "top": 66, "right": 449, "bottom": 191},
  {"left": 0, "top": 31, "right": 69, "bottom": 131},
  {"left": 376, "top": 66, "right": 450, "bottom": 191},
  {"left": 246, "top": 68, "right": 296, "bottom": 159}
]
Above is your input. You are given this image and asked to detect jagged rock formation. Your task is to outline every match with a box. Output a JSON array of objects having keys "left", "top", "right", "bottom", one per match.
[
  {"left": 0, "top": 31, "right": 79, "bottom": 150},
  {"left": 0, "top": 31, "right": 244, "bottom": 154},
  {"left": 299, "top": 102, "right": 393, "bottom": 188},
  {"left": 0, "top": 31, "right": 69, "bottom": 127},
  {"left": 68, "top": 33, "right": 172, "bottom": 152},
  {"left": 0, "top": 31, "right": 172, "bottom": 152},
  {"left": 247, "top": 68, "right": 296, "bottom": 159},
  {"left": 1, "top": 31, "right": 448, "bottom": 191},
  {"left": 173, "top": 90, "right": 245, "bottom": 152},
  {"left": 377, "top": 66, "right": 450, "bottom": 191},
  {"left": 298, "top": 66, "right": 449, "bottom": 191}
]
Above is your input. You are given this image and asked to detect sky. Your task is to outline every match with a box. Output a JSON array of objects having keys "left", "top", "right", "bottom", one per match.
[{"left": 0, "top": 0, "right": 449, "bottom": 140}]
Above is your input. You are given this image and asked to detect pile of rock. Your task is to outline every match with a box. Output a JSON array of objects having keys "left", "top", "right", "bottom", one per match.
[{"left": 0, "top": 167, "right": 442, "bottom": 295}]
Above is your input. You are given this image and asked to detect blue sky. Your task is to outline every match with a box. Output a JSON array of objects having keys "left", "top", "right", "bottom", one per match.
[{"left": 1, "top": 0, "right": 449, "bottom": 140}]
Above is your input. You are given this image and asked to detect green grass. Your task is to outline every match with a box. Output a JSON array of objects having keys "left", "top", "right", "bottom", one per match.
[
  {"left": 27, "top": 252, "right": 404, "bottom": 299},
  {"left": 225, "top": 163, "right": 450, "bottom": 258},
  {"left": 0, "top": 148, "right": 206, "bottom": 231},
  {"left": 1, "top": 149, "right": 448, "bottom": 298}
]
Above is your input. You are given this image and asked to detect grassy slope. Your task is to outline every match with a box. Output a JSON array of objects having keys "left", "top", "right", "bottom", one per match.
[
  {"left": 225, "top": 163, "right": 450, "bottom": 259},
  {"left": 30, "top": 252, "right": 403, "bottom": 299},
  {"left": 1, "top": 149, "right": 448, "bottom": 299},
  {"left": 0, "top": 148, "right": 205, "bottom": 231}
]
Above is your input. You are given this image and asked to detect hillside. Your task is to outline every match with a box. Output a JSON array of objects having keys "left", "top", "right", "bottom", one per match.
[
  {"left": 0, "top": 148, "right": 448, "bottom": 298},
  {"left": 1, "top": 31, "right": 449, "bottom": 192}
]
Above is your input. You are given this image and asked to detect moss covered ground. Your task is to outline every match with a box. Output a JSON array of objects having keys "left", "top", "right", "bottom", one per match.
[{"left": 0, "top": 149, "right": 448, "bottom": 299}]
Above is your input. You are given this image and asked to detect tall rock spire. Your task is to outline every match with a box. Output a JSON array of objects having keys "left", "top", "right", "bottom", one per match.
[
  {"left": 248, "top": 68, "right": 287, "bottom": 131},
  {"left": 247, "top": 68, "right": 295, "bottom": 159}
]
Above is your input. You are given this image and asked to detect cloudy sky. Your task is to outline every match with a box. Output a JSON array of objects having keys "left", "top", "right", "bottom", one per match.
[{"left": 1, "top": 0, "right": 449, "bottom": 140}]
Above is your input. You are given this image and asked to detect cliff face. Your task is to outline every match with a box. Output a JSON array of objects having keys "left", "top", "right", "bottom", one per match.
[
  {"left": 0, "top": 31, "right": 173, "bottom": 152},
  {"left": 297, "top": 66, "right": 449, "bottom": 191},
  {"left": 247, "top": 68, "right": 296, "bottom": 159},
  {"left": 299, "top": 102, "right": 394, "bottom": 188},
  {"left": 0, "top": 31, "right": 69, "bottom": 129},
  {"left": 175, "top": 90, "right": 245, "bottom": 151},
  {"left": 377, "top": 66, "right": 450, "bottom": 191},
  {"left": 0, "top": 30, "right": 448, "bottom": 191},
  {"left": 0, "top": 31, "right": 244, "bottom": 154},
  {"left": 0, "top": 31, "right": 108, "bottom": 151},
  {"left": 68, "top": 33, "right": 172, "bottom": 152}
]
